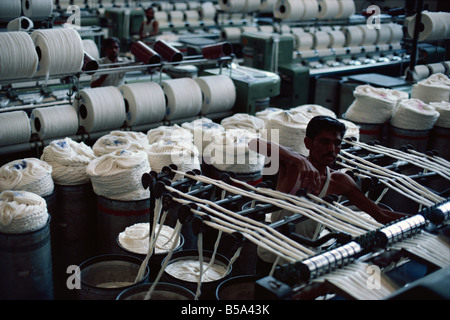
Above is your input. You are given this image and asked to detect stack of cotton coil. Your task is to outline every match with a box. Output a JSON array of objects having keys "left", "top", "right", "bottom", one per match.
[
  {"left": 182, "top": 118, "right": 225, "bottom": 159},
  {"left": 31, "top": 28, "right": 84, "bottom": 77},
  {"left": 194, "top": 75, "right": 236, "bottom": 115},
  {"left": 92, "top": 131, "right": 149, "bottom": 157},
  {"left": 0, "top": 31, "right": 38, "bottom": 80},
  {"left": 30, "top": 105, "right": 79, "bottom": 140},
  {"left": 86, "top": 149, "right": 150, "bottom": 201},
  {"left": 146, "top": 125, "right": 193, "bottom": 145},
  {"left": 220, "top": 113, "right": 266, "bottom": 134},
  {"left": 119, "top": 82, "right": 166, "bottom": 126},
  {"left": 391, "top": 99, "right": 439, "bottom": 131},
  {"left": 411, "top": 73, "right": 450, "bottom": 104},
  {"left": 74, "top": 86, "right": 126, "bottom": 133},
  {"left": 145, "top": 140, "right": 200, "bottom": 181},
  {"left": 430, "top": 101, "right": 450, "bottom": 128},
  {"left": 40, "top": 138, "right": 96, "bottom": 186},
  {"left": 0, "top": 190, "right": 48, "bottom": 234},
  {"left": 207, "top": 128, "right": 264, "bottom": 174},
  {"left": 160, "top": 78, "right": 202, "bottom": 121},
  {"left": 0, "top": 111, "right": 31, "bottom": 146},
  {"left": 0, "top": 158, "right": 54, "bottom": 197},
  {"left": 345, "top": 85, "right": 409, "bottom": 124},
  {"left": 290, "top": 104, "right": 337, "bottom": 120},
  {"left": 267, "top": 111, "right": 310, "bottom": 155},
  {"left": 118, "top": 222, "right": 181, "bottom": 255}
]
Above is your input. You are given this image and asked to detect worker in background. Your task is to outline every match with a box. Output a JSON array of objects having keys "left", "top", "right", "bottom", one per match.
[
  {"left": 139, "top": 7, "right": 159, "bottom": 40},
  {"left": 91, "top": 37, "right": 127, "bottom": 88},
  {"left": 249, "top": 115, "right": 410, "bottom": 274}
]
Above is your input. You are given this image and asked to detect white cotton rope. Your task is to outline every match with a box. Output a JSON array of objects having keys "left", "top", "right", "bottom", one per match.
[
  {"left": 0, "top": 31, "right": 38, "bottom": 80},
  {"left": 86, "top": 149, "right": 150, "bottom": 201},
  {"left": 160, "top": 78, "right": 202, "bottom": 121},
  {"left": 75, "top": 86, "right": 126, "bottom": 133},
  {"left": 194, "top": 75, "right": 236, "bottom": 115},
  {"left": 411, "top": 73, "right": 450, "bottom": 104},
  {"left": 390, "top": 99, "right": 440, "bottom": 131},
  {"left": 220, "top": 113, "right": 266, "bottom": 134},
  {"left": 0, "top": 158, "right": 54, "bottom": 197},
  {"left": 119, "top": 82, "right": 166, "bottom": 127},
  {"left": 345, "top": 85, "right": 409, "bottom": 124},
  {"left": 146, "top": 125, "right": 193, "bottom": 145},
  {"left": 92, "top": 130, "right": 149, "bottom": 157},
  {"left": 0, "top": 1, "right": 22, "bottom": 20},
  {"left": 31, "top": 27, "right": 84, "bottom": 77},
  {"left": 145, "top": 140, "right": 200, "bottom": 181},
  {"left": 30, "top": 104, "right": 79, "bottom": 140},
  {"left": 0, "top": 111, "right": 31, "bottom": 146},
  {"left": 22, "top": 0, "right": 53, "bottom": 19},
  {"left": 430, "top": 101, "right": 450, "bottom": 128},
  {"left": 206, "top": 128, "right": 265, "bottom": 174},
  {"left": 40, "top": 137, "right": 96, "bottom": 186},
  {"left": 182, "top": 118, "right": 225, "bottom": 157},
  {"left": 0, "top": 190, "right": 48, "bottom": 234},
  {"left": 82, "top": 39, "right": 99, "bottom": 60}
]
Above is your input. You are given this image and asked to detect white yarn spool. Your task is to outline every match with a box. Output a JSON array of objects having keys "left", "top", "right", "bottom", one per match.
[
  {"left": 313, "top": 31, "right": 331, "bottom": 49},
  {"left": 147, "top": 125, "right": 193, "bottom": 145},
  {"left": 260, "top": 0, "right": 277, "bottom": 13},
  {"left": 0, "top": 31, "right": 38, "bottom": 81},
  {"left": 41, "top": 137, "right": 96, "bottom": 186},
  {"left": 290, "top": 104, "right": 337, "bottom": 119},
  {"left": 0, "top": 158, "right": 54, "bottom": 197},
  {"left": 75, "top": 86, "right": 126, "bottom": 133},
  {"left": 411, "top": 73, "right": 450, "bottom": 104},
  {"left": 274, "top": 0, "right": 304, "bottom": 20},
  {"left": 21, "top": 0, "right": 53, "bottom": 19},
  {"left": 161, "top": 78, "right": 202, "bottom": 121},
  {"left": 244, "top": 0, "right": 260, "bottom": 12},
  {"left": 194, "top": 75, "right": 236, "bottom": 115},
  {"left": 82, "top": 39, "right": 100, "bottom": 60},
  {"left": 328, "top": 30, "right": 346, "bottom": 48},
  {"left": 206, "top": 128, "right": 264, "bottom": 174},
  {"left": 301, "top": 0, "right": 319, "bottom": 20},
  {"left": 0, "top": 190, "right": 48, "bottom": 234},
  {"left": 170, "top": 11, "right": 185, "bottom": 28},
  {"left": 30, "top": 104, "right": 79, "bottom": 140},
  {"left": 86, "top": 149, "right": 150, "bottom": 201},
  {"left": 388, "top": 23, "right": 404, "bottom": 44},
  {"left": 182, "top": 118, "right": 225, "bottom": 156},
  {"left": 92, "top": 130, "right": 149, "bottom": 157},
  {"left": 407, "top": 11, "right": 450, "bottom": 41},
  {"left": 145, "top": 140, "right": 200, "bottom": 181},
  {"left": 219, "top": 0, "right": 246, "bottom": 12},
  {"left": 293, "top": 31, "right": 314, "bottom": 50},
  {"left": 430, "top": 101, "right": 450, "bottom": 128},
  {"left": 344, "top": 25, "right": 364, "bottom": 46},
  {"left": 391, "top": 99, "right": 440, "bottom": 131},
  {"left": 155, "top": 11, "right": 170, "bottom": 28},
  {"left": 336, "top": 0, "right": 355, "bottom": 19},
  {"left": 345, "top": 85, "right": 408, "bottom": 124},
  {"left": 7, "top": 16, "right": 34, "bottom": 32},
  {"left": 120, "top": 82, "right": 166, "bottom": 127},
  {"left": 427, "top": 63, "right": 446, "bottom": 75},
  {"left": 185, "top": 10, "right": 200, "bottom": 26},
  {"left": 0, "top": 1, "right": 22, "bottom": 20},
  {"left": 376, "top": 24, "right": 392, "bottom": 44},
  {"left": 221, "top": 113, "right": 266, "bottom": 133},
  {"left": 173, "top": 2, "right": 188, "bottom": 11},
  {"left": 200, "top": 2, "right": 216, "bottom": 20},
  {"left": 221, "top": 27, "right": 241, "bottom": 43},
  {"left": 357, "top": 24, "right": 378, "bottom": 45},
  {"left": 411, "top": 65, "right": 431, "bottom": 81},
  {"left": 0, "top": 111, "right": 31, "bottom": 146},
  {"left": 317, "top": 0, "right": 339, "bottom": 20},
  {"left": 31, "top": 28, "right": 84, "bottom": 77},
  {"left": 338, "top": 118, "right": 360, "bottom": 141}
]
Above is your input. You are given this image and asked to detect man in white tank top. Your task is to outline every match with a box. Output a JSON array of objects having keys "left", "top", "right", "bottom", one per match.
[{"left": 139, "top": 7, "right": 159, "bottom": 40}]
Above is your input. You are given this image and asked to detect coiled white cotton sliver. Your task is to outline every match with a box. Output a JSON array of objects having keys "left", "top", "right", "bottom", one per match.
[
  {"left": 120, "top": 81, "right": 166, "bottom": 127},
  {"left": 86, "top": 149, "right": 150, "bottom": 201},
  {"left": 145, "top": 140, "right": 200, "bottom": 181},
  {"left": 75, "top": 86, "right": 126, "bottom": 133},
  {"left": 31, "top": 27, "right": 84, "bottom": 77},
  {"left": 220, "top": 113, "right": 266, "bottom": 133},
  {"left": 206, "top": 128, "right": 264, "bottom": 174},
  {"left": 147, "top": 125, "right": 193, "bottom": 145},
  {"left": 22, "top": 0, "right": 53, "bottom": 19},
  {"left": 30, "top": 104, "right": 79, "bottom": 140},
  {"left": 0, "top": 31, "right": 38, "bottom": 81},
  {"left": 195, "top": 75, "right": 236, "bottom": 115},
  {"left": 0, "top": 190, "right": 48, "bottom": 234},
  {"left": 0, "top": 111, "right": 31, "bottom": 146},
  {"left": 92, "top": 130, "right": 149, "bottom": 157},
  {"left": 41, "top": 137, "right": 96, "bottom": 186},
  {"left": 411, "top": 73, "right": 450, "bottom": 104},
  {"left": 345, "top": 85, "right": 409, "bottom": 124},
  {"left": 391, "top": 99, "right": 440, "bottom": 131},
  {"left": 161, "top": 78, "right": 202, "bottom": 121},
  {"left": 0, "top": 158, "right": 54, "bottom": 197},
  {"left": 182, "top": 118, "right": 225, "bottom": 156},
  {"left": 430, "top": 101, "right": 450, "bottom": 128}
]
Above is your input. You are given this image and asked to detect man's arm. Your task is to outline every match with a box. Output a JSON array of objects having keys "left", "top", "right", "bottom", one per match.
[{"left": 249, "top": 138, "right": 321, "bottom": 194}]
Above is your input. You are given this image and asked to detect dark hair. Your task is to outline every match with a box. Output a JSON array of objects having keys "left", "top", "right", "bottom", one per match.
[
  {"left": 102, "top": 37, "right": 120, "bottom": 49},
  {"left": 306, "top": 115, "right": 346, "bottom": 139}
]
